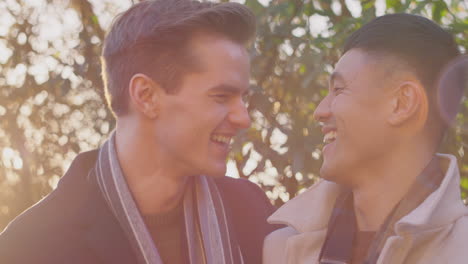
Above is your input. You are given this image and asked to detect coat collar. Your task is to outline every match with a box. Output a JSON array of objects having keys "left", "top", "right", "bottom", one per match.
[
  {"left": 268, "top": 154, "right": 468, "bottom": 235},
  {"left": 268, "top": 179, "right": 341, "bottom": 233},
  {"left": 395, "top": 154, "right": 468, "bottom": 233}
]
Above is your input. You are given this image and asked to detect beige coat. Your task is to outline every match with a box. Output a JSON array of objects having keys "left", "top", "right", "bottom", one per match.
[{"left": 264, "top": 154, "right": 468, "bottom": 264}]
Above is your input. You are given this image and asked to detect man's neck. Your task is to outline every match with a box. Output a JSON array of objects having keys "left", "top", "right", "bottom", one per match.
[
  {"left": 351, "top": 144, "right": 436, "bottom": 231},
  {"left": 114, "top": 122, "right": 189, "bottom": 215}
]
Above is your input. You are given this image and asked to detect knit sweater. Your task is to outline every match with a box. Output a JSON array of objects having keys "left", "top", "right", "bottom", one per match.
[{"left": 143, "top": 202, "right": 188, "bottom": 264}]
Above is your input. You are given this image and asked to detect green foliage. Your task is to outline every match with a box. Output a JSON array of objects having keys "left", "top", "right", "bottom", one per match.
[
  {"left": 240, "top": 0, "right": 468, "bottom": 207},
  {"left": 432, "top": 0, "right": 448, "bottom": 23},
  {"left": 0, "top": 0, "right": 467, "bottom": 230}
]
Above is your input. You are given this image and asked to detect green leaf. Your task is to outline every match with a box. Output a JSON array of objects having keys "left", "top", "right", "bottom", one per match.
[
  {"left": 432, "top": 0, "right": 448, "bottom": 23},
  {"left": 299, "top": 64, "right": 306, "bottom": 74},
  {"left": 461, "top": 177, "right": 468, "bottom": 190},
  {"left": 303, "top": 2, "right": 315, "bottom": 16},
  {"left": 411, "top": 1, "right": 429, "bottom": 14},
  {"left": 245, "top": 0, "right": 265, "bottom": 15},
  {"left": 91, "top": 15, "right": 99, "bottom": 25},
  {"left": 386, "top": 0, "right": 403, "bottom": 11},
  {"left": 362, "top": 0, "right": 376, "bottom": 11}
]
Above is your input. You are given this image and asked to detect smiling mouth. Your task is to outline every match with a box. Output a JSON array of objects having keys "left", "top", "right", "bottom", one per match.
[
  {"left": 211, "top": 134, "right": 232, "bottom": 145},
  {"left": 323, "top": 131, "right": 337, "bottom": 144}
]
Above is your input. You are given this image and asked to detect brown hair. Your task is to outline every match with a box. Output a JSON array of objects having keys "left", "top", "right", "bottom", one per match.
[{"left": 101, "top": 0, "right": 256, "bottom": 116}]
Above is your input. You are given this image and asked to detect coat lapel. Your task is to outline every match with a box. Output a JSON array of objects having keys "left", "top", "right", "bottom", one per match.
[
  {"left": 285, "top": 230, "right": 327, "bottom": 264},
  {"left": 268, "top": 181, "right": 342, "bottom": 263},
  {"left": 84, "top": 204, "right": 137, "bottom": 264}
]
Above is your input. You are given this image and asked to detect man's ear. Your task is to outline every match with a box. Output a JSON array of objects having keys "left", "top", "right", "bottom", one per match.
[
  {"left": 128, "top": 73, "right": 162, "bottom": 119},
  {"left": 388, "top": 81, "right": 428, "bottom": 127}
]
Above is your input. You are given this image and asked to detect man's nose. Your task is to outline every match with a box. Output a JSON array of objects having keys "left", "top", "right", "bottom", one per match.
[
  {"left": 229, "top": 99, "right": 251, "bottom": 129},
  {"left": 313, "top": 95, "right": 332, "bottom": 122}
]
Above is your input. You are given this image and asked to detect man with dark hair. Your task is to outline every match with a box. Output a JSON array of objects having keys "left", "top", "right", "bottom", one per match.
[
  {"left": 0, "top": 1, "right": 278, "bottom": 263},
  {"left": 264, "top": 13, "right": 468, "bottom": 264}
]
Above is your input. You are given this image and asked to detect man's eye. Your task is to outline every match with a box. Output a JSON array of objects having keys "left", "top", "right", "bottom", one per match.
[
  {"left": 213, "top": 94, "right": 229, "bottom": 101},
  {"left": 333, "top": 87, "right": 344, "bottom": 94}
]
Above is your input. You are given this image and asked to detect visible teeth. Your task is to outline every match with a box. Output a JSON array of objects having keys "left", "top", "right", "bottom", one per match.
[
  {"left": 212, "top": 135, "right": 232, "bottom": 144},
  {"left": 323, "top": 131, "right": 337, "bottom": 143}
]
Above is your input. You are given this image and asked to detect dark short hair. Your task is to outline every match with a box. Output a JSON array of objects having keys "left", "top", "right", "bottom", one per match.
[
  {"left": 343, "top": 13, "right": 460, "bottom": 137},
  {"left": 101, "top": 0, "right": 256, "bottom": 116}
]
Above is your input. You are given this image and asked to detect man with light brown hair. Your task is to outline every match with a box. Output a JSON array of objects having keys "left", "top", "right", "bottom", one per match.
[{"left": 0, "top": 1, "right": 278, "bottom": 263}]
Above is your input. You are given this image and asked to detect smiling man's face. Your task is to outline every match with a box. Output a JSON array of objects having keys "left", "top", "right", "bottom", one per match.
[
  {"left": 313, "top": 49, "right": 397, "bottom": 186},
  {"left": 154, "top": 33, "right": 251, "bottom": 178}
]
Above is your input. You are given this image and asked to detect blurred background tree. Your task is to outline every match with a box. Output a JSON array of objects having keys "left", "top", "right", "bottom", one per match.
[{"left": 0, "top": 0, "right": 467, "bottom": 230}]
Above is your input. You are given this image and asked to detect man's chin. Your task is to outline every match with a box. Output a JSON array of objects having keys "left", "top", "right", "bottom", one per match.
[
  {"left": 320, "top": 165, "right": 354, "bottom": 188},
  {"left": 319, "top": 162, "right": 340, "bottom": 182},
  {"left": 204, "top": 172, "right": 226, "bottom": 178},
  {"left": 203, "top": 164, "right": 227, "bottom": 178}
]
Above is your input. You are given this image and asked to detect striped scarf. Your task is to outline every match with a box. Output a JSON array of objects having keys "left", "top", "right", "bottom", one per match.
[{"left": 93, "top": 133, "right": 244, "bottom": 264}]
